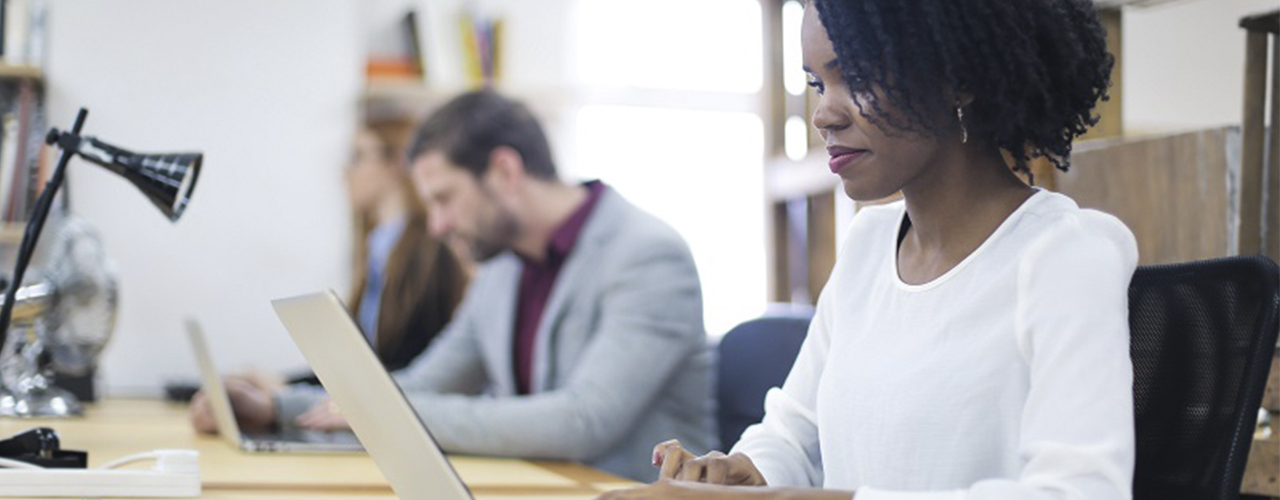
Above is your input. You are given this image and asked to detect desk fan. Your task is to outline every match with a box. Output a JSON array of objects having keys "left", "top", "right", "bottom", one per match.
[{"left": 0, "top": 214, "right": 118, "bottom": 417}]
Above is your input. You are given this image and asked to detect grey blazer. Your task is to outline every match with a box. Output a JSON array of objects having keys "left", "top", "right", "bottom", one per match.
[{"left": 283, "top": 187, "right": 716, "bottom": 482}]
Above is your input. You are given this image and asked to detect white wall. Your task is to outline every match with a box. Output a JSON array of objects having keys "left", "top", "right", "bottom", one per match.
[
  {"left": 1122, "top": 0, "right": 1277, "bottom": 132},
  {"left": 45, "top": 0, "right": 362, "bottom": 395}
]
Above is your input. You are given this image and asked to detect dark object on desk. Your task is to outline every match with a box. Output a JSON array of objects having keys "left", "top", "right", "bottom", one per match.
[
  {"left": 0, "top": 427, "right": 87, "bottom": 468},
  {"left": 54, "top": 368, "right": 95, "bottom": 403},
  {"left": 1129, "top": 255, "right": 1280, "bottom": 500},
  {"left": 715, "top": 310, "right": 812, "bottom": 451},
  {"left": 0, "top": 108, "right": 201, "bottom": 418},
  {"left": 163, "top": 380, "right": 200, "bottom": 403}
]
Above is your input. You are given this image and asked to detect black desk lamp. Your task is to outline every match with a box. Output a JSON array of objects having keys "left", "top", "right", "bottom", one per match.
[{"left": 0, "top": 108, "right": 201, "bottom": 416}]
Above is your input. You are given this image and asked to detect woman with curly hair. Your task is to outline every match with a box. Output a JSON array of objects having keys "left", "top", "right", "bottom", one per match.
[{"left": 601, "top": 0, "right": 1136, "bottom": 499}]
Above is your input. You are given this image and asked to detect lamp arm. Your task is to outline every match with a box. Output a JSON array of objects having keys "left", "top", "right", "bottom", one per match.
[{"left": 0, "top": 108, "right": 88, "bottom": 360}]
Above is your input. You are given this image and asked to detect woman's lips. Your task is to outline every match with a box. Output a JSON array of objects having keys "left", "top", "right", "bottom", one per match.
[{"left": 828, "top": 148, "right": 869, "bottom": 173}]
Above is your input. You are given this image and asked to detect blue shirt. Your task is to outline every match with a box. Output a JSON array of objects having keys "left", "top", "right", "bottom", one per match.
[{"left": 358, "top": 217, "right": 407, "bottom": 343}]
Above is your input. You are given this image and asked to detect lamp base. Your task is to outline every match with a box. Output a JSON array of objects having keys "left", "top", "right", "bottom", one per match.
[{"left": 0, "top": 386, "right": 83, "bottom": 417}]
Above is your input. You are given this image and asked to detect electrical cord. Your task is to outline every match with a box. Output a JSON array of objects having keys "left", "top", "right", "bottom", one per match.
[
  {"left": 97, "top": 452, "right": 161, "bottom": 470},
  {"left": 0, "top": 457, "right": 43, "bottom": 470}
]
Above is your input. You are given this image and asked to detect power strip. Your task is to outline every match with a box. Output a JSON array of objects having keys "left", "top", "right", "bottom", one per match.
[
  {"left": 0, "top": 469, "right": 200, "bottom": 497},
  {"left": 0, "top": 449, "right": 200, "bottom": 498}
]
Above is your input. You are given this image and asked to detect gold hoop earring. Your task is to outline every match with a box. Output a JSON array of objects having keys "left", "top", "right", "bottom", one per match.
[{"left": 956, "top": 105, "right": 968, "bottom": 144}]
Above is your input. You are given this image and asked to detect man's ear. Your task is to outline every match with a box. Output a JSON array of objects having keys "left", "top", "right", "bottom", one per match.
[{"left": 482, "top": 146, "right": 525, "bottom": 195}]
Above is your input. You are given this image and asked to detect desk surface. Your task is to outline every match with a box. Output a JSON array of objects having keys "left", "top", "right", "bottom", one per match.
[{"left": 0, "top": 399, "right": 638, "bottom": 499}]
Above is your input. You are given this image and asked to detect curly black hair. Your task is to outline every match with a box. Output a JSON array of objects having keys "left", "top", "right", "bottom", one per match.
[{"left": 811, "top": 0, "right": 1113, "bottom": 173}]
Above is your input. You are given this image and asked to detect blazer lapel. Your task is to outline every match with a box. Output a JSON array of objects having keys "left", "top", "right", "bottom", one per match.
[{"left": 528, "top": 190, "right": 619, "bottom": 393}]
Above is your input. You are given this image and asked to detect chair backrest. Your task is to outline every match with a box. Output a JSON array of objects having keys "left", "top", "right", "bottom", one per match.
[
  {"left": 716, "top": 312, "right": 813, "bottom": 451},
  {"left": 1129, "top": 255, "right": 1280, "bottom": 500}
]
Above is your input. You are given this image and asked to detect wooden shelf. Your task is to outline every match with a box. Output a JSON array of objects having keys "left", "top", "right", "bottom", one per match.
[
  {"left": 361, "top": 81, "right": 759, "bottom": 123},
  {"left": 0, "top": 222, "right": 25, "bottom": 245},
  {"left": 0, "top": 63, "right": 42, "bottom": 81},
  {"left": 766, "top": 153, "right": 837, "bottom": 201},
  {"left": 361, "top": 80, "right": 453, "bottom": 123}
]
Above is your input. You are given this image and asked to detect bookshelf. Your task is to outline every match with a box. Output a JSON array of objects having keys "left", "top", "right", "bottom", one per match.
[
  {"left": 0, "top": 65, "right": 45, "bottom": 227},
  {"left": 0, "top": 63, "right": 40, "bottom": 80},
  {"left": 0, "top": 222, "right": 20, "bottom": 245},
  {"left": 0, "top": 3, "right": 50, "bottom": 260}
]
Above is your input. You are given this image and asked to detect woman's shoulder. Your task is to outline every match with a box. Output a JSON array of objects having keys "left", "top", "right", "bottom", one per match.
[{"left": 1017, "top": 190, "right": 1139, "bottom": 269}]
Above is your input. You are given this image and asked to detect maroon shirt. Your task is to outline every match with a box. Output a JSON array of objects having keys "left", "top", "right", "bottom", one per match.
[{"left": 513, "top": 181, "right": 606, "bottom": 395}]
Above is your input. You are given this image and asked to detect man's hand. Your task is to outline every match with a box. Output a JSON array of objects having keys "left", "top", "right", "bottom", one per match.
[
  {"left": 295, "top": 396, "right": 351, "bottom": 431},
  {"left": 653, "top": 440, "right": 767, "bottom": 486}
]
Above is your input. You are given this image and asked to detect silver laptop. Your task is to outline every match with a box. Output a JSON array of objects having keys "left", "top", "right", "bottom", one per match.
[
  {"left": 271, "top": 290, "right": 473, "bottom": 500},
  {"left": 185, "top": 318, "right": 363, "bottom": 454}
]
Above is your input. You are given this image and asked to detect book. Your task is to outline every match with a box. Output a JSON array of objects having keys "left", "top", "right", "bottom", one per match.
[
  {"left": 6, "top": 81, "right": 31, "bottom": 221},
  {"left": 459, "top": 9, "right": 502, "bottom": 88},
  {"left": 365, "top": 9, "right": 426, "bottom": 82},
  {"left": 402, "top": 11, "right": 425, "bottom": 80},
  {"left": 0, "top": 112, "right": 17, "bottom": 222},
  {"left": 3, "top": 0, "right": 26, "bottom": 65}
]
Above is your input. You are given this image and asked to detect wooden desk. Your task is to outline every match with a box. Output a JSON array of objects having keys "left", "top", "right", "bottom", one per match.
[{"left": 0, "top": 399, "right": 638, "bottom": 499}]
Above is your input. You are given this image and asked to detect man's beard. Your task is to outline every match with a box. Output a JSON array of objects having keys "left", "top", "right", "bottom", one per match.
[{"left": 469, "top": 204, "right": 520, "bottom": 262}]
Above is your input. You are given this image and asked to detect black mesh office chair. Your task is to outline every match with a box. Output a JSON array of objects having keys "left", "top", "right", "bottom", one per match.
[
  {"left": 1129, "top": 255, "right": 1279, "bottom": 500},
  {"left": 716, "top": 312, "right": 813, "bottom": 451}
]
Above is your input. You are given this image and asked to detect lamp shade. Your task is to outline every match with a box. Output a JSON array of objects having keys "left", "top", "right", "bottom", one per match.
[{"left": 65, "top": 134, "right": 202, "bottom": 222}]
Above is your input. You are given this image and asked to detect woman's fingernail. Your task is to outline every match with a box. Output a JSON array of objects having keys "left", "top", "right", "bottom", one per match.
[{"left": 652, "top": 450, "right": 662, "bottom": 467}]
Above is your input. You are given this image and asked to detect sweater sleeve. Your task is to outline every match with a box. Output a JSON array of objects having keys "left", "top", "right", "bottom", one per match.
[
  {"left": 858, "top": 211, "right": 1138, "bottom": 500},
  {"left": 731, "top": 265, "right": 839, "bottom": 488},
  {"left": 397, "top": 237, "right": 706, "bottom": 463}
]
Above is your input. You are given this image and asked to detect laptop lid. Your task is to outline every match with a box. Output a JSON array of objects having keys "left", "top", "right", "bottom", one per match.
[
  {"left": 186, "top": 318, "right": 365, "bottom": 454},
  {"left": 271, "top": 290, "right": 473, "bottom": 500},
  {"left": 185, "top": 318, "right": 246, "bottom": 450}
]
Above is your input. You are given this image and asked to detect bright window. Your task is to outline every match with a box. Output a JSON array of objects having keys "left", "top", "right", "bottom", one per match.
[
  {"left": 575, "top": 0, "right": 763, "bottom": 93},
  {"left": 782, "top": 0, "right": 805, "bottom": 96},
  {"left": 572, "top": 105, "right": 765, "bottom": 337}
]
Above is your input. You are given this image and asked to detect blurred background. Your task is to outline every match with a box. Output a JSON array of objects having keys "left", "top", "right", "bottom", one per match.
[{"left": 0, "top": 0, "right": 1264, "bottom": 397}]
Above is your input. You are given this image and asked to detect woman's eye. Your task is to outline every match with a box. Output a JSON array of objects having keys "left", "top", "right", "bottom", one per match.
[{"left": 807, "top": 79, "right": 825, "bottom": 95}]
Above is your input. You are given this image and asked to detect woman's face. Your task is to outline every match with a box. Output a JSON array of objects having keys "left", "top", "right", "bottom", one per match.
[
  {"left": 346, "top": 129, "right": 393, "bottom": 213},
  {"left": 801, "top": 5, "right": 946, "bottom": 202}
]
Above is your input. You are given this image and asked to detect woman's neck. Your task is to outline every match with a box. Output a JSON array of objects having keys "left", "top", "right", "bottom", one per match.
[
  {"left": 372, "top": 188, "right": 408, "bottom": 226},
  {"left": 896, "top": 146, "right": 1034, "bottom": 284}
]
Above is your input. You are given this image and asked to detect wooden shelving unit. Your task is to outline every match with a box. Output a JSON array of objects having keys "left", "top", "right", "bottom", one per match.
[
  {"left": 0, "top": 63, "right": 41, "bottom": 81},
  {"left": 0, "top": 222, "right": 23, "bottom": 245}
]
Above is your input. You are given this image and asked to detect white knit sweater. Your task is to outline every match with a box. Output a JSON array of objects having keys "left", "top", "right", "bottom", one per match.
[{"left": 732, "top": 190, "right": 1138, "bottom": 500}]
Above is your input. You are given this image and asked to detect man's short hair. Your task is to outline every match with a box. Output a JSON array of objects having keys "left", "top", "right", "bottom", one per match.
[{"left": 406, "top": 90, "right": 557, "bottom": 180}]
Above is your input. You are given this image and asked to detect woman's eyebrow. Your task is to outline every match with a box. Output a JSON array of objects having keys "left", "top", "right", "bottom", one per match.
[{"left": 801, "top": 58, "right": 840, "bottom": 75}]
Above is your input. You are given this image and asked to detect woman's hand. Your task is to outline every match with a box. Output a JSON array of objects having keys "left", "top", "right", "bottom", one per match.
[
  {"left": 653, "top": 440, "right": 767, "bottom": 486},
  {"left": 188, "top": 390, "right": 219, "bottom": 433},
  {"left": 188, "top": 375, "right": 278, "bottom": 434}
]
